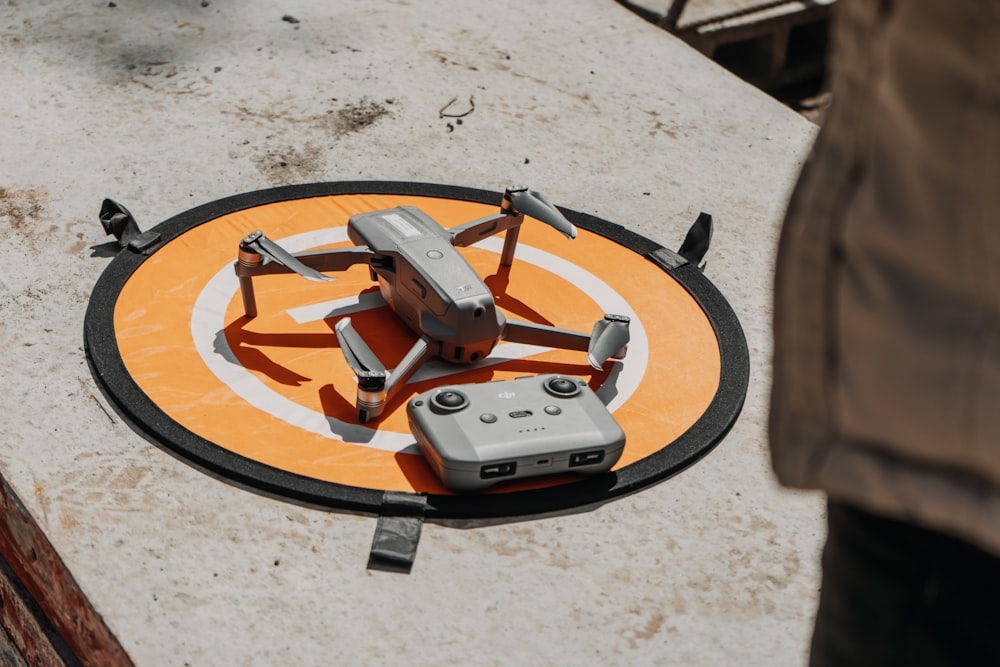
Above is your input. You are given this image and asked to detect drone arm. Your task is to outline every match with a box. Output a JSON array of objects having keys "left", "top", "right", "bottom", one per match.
[
  {"left": 501, "top": 319, "right": 591, "bottom": 352},
  {"left": 294, "top": 247, "right": 376, "bottom": 272},
  {"left": 235, "top": 245, "right": 373, "bottom": 318},
  {"left": 235, "top": 247, "right": 374, "bottom": 278},
  {"left": 503, "top": 314, "right": 631, "bottom": 369},
  {"left": 385, "top": 336, "right": 435, "bottom": 397},
  {"left": 450, "top": 212, "right": 526, "bottom": 268},
  {"left": 448, "top": 212, "right": 522, "bottom": 248},
  {"left": 451, "top": 187, "right": 576, "bottom": 269}
]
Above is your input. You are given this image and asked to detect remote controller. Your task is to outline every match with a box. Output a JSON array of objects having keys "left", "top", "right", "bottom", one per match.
[{"left": 406, "top": 374, "right": 626, "bottom": 492}]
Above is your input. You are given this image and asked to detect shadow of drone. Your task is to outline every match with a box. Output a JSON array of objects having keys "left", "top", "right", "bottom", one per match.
[{"left": 483, "top": 266, "right": 553, "bottom": 326}]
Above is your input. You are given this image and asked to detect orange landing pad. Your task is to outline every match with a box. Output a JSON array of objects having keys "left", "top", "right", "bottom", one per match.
[{"left": 86, "top": 183, "right": 747, "bottom": 518}]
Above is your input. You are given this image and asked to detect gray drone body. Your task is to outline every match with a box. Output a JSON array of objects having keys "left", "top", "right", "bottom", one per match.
[
  {"left": 234, "top": 186, "right": 632, "bottom": 422},
  {"left": 347, "top": 206, "right": 504, "bottom": 365}
]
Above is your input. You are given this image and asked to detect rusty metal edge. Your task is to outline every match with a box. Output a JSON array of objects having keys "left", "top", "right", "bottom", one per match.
[
  {"left": 0, "top": 552, "right": 79, "bottom": 666},
  {"left": 0, "top": 473, "right": 133, "bottom": 667}
]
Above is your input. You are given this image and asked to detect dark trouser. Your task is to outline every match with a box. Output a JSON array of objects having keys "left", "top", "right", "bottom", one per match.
[{"left": 810, "top": 501, "right": 1000, "bottom": 667}]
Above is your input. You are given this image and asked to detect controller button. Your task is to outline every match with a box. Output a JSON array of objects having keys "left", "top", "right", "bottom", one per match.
[
  {"left": 544, "top": 405, "right": 562, "bottom": 415},
  {"left": 480, "top": 413, "right": 498, "bottom": 424},
  {"left": 545, "top": 376, "right": 581, "bottom": 397},
  {"left": 433, "top": 390, "right": 468, "bottom": 410},
  {"left": 509, "top": 410, "right": 533, "bottom": 418}
]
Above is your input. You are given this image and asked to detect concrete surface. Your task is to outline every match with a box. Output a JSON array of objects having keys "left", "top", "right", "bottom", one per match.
[{"left": 0, "top": 0, "right": 823, "bottom": 665}]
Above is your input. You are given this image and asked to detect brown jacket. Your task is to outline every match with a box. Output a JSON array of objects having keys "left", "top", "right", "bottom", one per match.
[{"left": 770, "top": 0, "right": 1000, "bottom": 556}]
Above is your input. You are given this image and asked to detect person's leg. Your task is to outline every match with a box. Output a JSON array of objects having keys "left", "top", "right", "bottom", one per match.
[{"left": 810, "top": 500, "right": 1000, "bottom": 667}]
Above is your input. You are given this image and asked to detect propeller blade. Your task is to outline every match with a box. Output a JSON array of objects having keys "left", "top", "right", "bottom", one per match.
[
  {"left": 587, "top": 314, "right": 631, "bottom": 369},
  {"left": 508, "top": 189, "right": 577, "bottom": 239},
  {"left": 336, "top": 318, "right": 388, "bottom": 423},
  {"left": 242, "top": 231, "right": 333, "bottom": 282},
  {"left": 335, "top": 318, "right": 387, "bottom": 376}
]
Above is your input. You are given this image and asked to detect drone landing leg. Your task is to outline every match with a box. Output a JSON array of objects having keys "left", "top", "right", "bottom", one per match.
[
  {"left": 498, "top": 223, "right": 522, "bottom": 267},
  {"left": 236, "top": 245, "right": 263, "bottom": 318},
  {"left": 239, "top": 276, "right": 257, "bottom": 318}
]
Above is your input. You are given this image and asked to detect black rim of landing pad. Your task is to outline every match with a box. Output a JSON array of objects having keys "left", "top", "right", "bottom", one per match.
[{"left": 84, "top": 181, "right": 749, "bottom": 519}]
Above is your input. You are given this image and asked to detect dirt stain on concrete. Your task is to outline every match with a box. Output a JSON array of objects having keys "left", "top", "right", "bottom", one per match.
[
  {"left": 250, "top": 145, "right": 324, "bottom": 186},
  {"left": 229, "top": 98, "right": 392, "bottom": 184},
  {"left": 228, "top": 97, "right": 392, "bottom": 137},
  {"left": 0, "top": 185, "right": 48, "bottom": 230},
  {"left": 331, "top": 98, "right": 391, "bottom": 134}
]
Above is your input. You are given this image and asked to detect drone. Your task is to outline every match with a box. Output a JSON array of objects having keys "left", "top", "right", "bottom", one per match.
[{"left": 233, "top": 186, "right": 631, "bottom": 422}]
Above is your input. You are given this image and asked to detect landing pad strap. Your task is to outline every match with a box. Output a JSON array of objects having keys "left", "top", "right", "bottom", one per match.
[{"left": 367, "top": 492, "right": 428, "bottom": 574}]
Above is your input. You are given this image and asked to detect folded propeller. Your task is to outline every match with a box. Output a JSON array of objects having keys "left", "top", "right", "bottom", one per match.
[
  {"left": 240, "top": 230, "right": 333, "bottom": 283},
  {"left": 505, "top": 187, "right": 577, "bottom": 240}
]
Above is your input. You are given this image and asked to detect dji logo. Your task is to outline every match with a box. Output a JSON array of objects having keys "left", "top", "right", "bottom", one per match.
[{"left": 497, "top": 391, "right": 516, "bottom": 399}]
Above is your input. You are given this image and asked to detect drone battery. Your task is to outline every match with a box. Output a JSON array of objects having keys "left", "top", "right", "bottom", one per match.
[{"left": 406, "top": 374, "right": 625, "bottom": 493}]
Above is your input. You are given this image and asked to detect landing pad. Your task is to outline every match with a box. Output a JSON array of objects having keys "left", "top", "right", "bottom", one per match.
[{"left": 84, "top": 182, "right": 748, "bottom": 518}]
